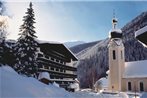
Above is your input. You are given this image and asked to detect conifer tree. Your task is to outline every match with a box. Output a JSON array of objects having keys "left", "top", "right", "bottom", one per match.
[
  {"left": 14, "top": 2, "right": 39, "bottom": 77},
  {"left": 0, "top": 16, "right": 8, "bottom": 66}
]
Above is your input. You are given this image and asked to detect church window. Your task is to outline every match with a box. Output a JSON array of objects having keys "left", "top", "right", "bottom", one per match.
[
  {"left": 113, "top": 50, "right": 116, "bottom": 60},
  {"left": 121, "top": 51, "right": 123, "bottom": 59},
  {"left": 140, "top": 82, "right": 144, "bottom": 92},
  {"left": 128, "top": 82, "right": 132, "bottom": 91}
]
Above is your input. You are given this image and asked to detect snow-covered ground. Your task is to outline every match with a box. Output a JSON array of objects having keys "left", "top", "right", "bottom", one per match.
[
  {"left": 0, "top": 66, "right": 146, "bottom": 98},
  {"left": 0, "top": 66, "right": 73, "bottom": 98}
]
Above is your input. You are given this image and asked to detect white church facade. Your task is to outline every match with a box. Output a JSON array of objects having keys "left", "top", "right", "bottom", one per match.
[{"left": 108, "top": 16, "right": 147, "bottom": 92}]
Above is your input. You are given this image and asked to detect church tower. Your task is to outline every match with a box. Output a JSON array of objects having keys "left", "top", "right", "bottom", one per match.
[{"left": 108, "top": 14, "right": 125, "bottom": 91}]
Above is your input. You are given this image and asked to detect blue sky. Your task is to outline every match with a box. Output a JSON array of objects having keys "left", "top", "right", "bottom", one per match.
[{"left": 5, "top": 1, "right": 147, "bottom": 42}]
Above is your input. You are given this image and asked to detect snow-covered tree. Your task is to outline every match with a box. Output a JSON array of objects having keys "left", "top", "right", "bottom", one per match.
[
  {"left": 0, "top": 16, "right": 9, "bottom": 66},
  {"left": 14, "top": 2, "right": 39, "bottom": 77}
]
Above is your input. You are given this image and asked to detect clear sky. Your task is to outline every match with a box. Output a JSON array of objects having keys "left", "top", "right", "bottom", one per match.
[{"left": 4, "top": 0, "right": 147, "bottom": 42}]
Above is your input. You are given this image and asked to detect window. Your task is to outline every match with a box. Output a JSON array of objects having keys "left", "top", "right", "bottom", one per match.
[
  {"left": 60, "top": 69, "right": 63, "bottom": 72},
  {"left": 113, "top": 50, "right": 116, "bottom": 60},
  {"left": 140, "top": 82, "right": 144, "bottom": 92},
  {"left": 121, "top": 51, "right": 123, "bottom": 59},
  {"left": 38, "top": 53, "right": 43, "bottom": 57},
  {"left": 45, "top": 55, "right": 49, "bottom": 59},
  {"left": 60, "top": 61, "right": 63, "bottom": 64},
  {"left": 128, "top": 82, "right": 132, "bottom": 91},
  {"left": 44, "top": 65, "right": 48, "bottom": 69},
  {"left": 51, "top": 67, "right": 54, "bottom": 71},
  {"left": 51, "top": 58, "right": 54, "bottom": 61},
  {"left": 56, "top": 59, "right": 59, "bottom": 62},
  {"left": 56, "top": 68, "right": 59, "bottom": 71}
]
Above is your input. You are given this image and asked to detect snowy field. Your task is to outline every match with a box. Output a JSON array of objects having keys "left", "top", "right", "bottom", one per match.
[{"left": 0, "top": 66, "right": 146, "bottom": 98}]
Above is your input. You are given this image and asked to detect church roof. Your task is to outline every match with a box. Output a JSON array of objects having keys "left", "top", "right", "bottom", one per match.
[{"left": 123, "top": 60, "right": 147, "bottom": 78}]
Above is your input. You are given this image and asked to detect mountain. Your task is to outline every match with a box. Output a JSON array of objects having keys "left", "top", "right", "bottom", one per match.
[
  {"left": 72, "top": 12, "right": 147, "bottom": 88},
  {"left": 64, "top": 41, "right": 85, "bottom": 48},
  {"left": 70, "top": 41, "right": 101, "bottom": 54}
]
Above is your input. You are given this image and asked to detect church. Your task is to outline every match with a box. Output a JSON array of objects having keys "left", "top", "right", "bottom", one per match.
[{"left": 108, "top": 16, "right": 147, "bottom": 92}]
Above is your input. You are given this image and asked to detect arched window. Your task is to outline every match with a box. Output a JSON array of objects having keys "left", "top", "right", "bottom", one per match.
[
  {"left": 128, "top": 82, "right": 132, "bottom": 91},
  {"left": 140, "top": 82, "right": 144, "bottom": 92},
  {"left": 113, "top": 50, "right": 116, "bottom": 60}
]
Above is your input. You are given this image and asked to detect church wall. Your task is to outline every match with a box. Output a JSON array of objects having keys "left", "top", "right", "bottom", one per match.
[{"left": 122, "top": 78, "right": 147, "bottom": 92}]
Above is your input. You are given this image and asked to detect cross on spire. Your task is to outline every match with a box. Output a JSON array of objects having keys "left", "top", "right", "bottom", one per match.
[{"left": 112, "top": 10, "right": 118, "bottom": 29}]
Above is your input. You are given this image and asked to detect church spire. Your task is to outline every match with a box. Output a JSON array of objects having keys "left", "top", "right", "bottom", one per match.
[
  {"left": 112, "top": 10, "right": 118, "bottom": 29},
  {"left": 109, "top": 10, "right": 122, "bottom": 39}
]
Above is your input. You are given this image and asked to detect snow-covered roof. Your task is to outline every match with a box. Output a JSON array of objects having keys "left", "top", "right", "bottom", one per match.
[
  {"left": 109, "top": 29, "right": 122, "bottom": 39},
  {"left": 38, "top": 40, "right": 78, "bottom": 61},
  {"left": 99, "top": 77, "right": 108, "bottom": 88},
  {"left": 123, "top": 60, "right": 147, "bottom": 78},
  {"left": 38, "top": 72, "right": 50, "bottom": 80},
  {"left": 36, "top": 39, "right": 61, "bottom": 44},
  {"left": 135, "top": 26, "right": 147, "bottom": 37},
  {"left": 110, "top": 29, "right": 122, "bottom": 34},
  {"left": 53, "top": 82, "right": 60, "bottom": 87}
]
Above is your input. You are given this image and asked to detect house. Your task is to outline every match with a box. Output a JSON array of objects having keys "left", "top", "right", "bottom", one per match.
[
  {"left": 37, "top": 40, "right": 78, "bottom": 90},
  {"left": 108, "top": 16, "right": 147, "bottom": 92}
]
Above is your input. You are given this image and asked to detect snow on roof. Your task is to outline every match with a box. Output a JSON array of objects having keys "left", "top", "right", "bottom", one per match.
[
  {"left": 135, "top": 26, "right": 147, "bottom": 37},
  {"left": 37, "top": 39, "right": 78, "bottom": 61},
  {"left": 53, "top": 82, "right": 60, "bottom": 87},
  {"left": 36, "top": 39, "right": 61, "bottom": 44},
  {"left": 99, "top": 77, "right": 108, "bottom": 88},
  {"left": 106, "top": 70, "right": 109, "bottom": 74},
  {"left": 124, "top": 60, "right": 147, "bottom": 78},
  {"left": 38, "top": 72, "right": 50, "bottom": 80},
  {"left": 109, "top": 29, "right": 122, "bottom": 34}
]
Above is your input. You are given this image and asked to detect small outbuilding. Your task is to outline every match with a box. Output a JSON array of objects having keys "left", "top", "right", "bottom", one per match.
[{"left": 38, "top": 72, "right": 51, "bottom": 85}]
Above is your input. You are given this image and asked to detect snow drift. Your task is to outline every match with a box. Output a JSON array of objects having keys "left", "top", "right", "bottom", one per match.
[{"left": 0, "top": 66, "right": 73, "bottom": 98}]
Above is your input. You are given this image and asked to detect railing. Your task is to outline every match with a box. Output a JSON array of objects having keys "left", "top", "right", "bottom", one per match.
[
  {"left": 37, "top": 57, "right": 77, "bottom": 71},
  {"left": 39, "top": 68, "right": 77, "bottom": 78}
]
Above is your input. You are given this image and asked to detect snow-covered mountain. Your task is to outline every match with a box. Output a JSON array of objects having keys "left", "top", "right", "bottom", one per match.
[
  {"left": 71, "top": 11, "right": 147, "bottom": 88},
  {"left": 70, "top": 41, "right": 101, "bottom": 54},
  {"left": 64, "top": 41, "right": 85, "bottom": 48}
]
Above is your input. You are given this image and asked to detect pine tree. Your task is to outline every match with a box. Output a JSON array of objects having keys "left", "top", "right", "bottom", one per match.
[
  {"left": 14, "top": 2, "right": 39, "bottom": 77},
  {"left": 0, "top": 16, "right": 8, "bottom": 66}
]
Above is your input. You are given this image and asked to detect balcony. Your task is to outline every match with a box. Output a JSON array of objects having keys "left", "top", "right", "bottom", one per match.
[
  {"left": 39, "top": 68, "right": 77, "bottom": 78},
  {"left": 37, "top": 57, "right": 77, "bottom": 71}
]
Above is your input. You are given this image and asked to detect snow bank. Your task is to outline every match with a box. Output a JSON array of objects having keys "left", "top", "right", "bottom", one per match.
[
  {"left": 140, "top": 92, "right": 147, "bottom": 98},
  {"left": 53, "top": 82, "right": 60, "bottom": 87},
  {"left": 0, "top": 66, "right": 74, "bottom": 98},
  {"left": 69, "top": 82, "right": 80, "bottom": 91},
  {"left": 0, "top": 66, "right": 137, "bottom": 98}
]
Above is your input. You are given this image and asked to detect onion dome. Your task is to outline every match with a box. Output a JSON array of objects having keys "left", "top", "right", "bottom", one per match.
[
  {"left": 109, "top": 28, "right": 122, "bottom": 39},
  {"left": 109, "top": 17, "right": 122, "bottom": 39}
]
